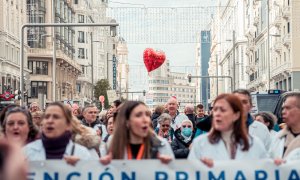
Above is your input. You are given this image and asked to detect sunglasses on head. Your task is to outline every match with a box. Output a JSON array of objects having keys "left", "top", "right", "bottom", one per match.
[
  {"left": 161, "top": 124, "right": 170, "bottom": 128},
  {"left": 182, "top": 125, "right": 192, "bottom": 128}
]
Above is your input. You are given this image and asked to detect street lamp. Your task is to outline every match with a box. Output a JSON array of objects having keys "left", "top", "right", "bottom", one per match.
[{"left": 52, "top": 0, "right": 57, "bottom": 102}]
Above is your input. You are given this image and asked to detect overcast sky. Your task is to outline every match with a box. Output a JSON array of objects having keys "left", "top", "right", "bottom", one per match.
[{"left": 108, "top": 0, "right": 216, "bottom": 92}]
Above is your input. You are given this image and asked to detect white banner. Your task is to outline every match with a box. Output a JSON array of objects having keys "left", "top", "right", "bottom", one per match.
[{"left": 28, "top": 160, "right": 300, "bottom": 180}]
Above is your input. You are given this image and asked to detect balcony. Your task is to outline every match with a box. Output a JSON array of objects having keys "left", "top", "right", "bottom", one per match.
[
  {"left": 271, "top": 62, "right": 291, "bottom": 78},
  {"left": 273, "top": 14, "right": 282, "bottom": 27},
  {"left": 28, "top": 48, "right": 81, "bottom": 72},
  {"left": 282, "top": 6, "right": 291, "bottom": 19},
  {"left": 273, "top": 41, "right": 282, "bottom": 53},
  {"left": 282, "top": 34, "right": 291, "bottom": 47}
]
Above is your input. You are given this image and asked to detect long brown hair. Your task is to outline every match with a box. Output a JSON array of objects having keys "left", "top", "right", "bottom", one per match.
[
  {"left": 208, "top": 94, "right": 249, "bottom": 157},
  {"left": 110, "top": 101, "right": 153, "bottom": 159}
]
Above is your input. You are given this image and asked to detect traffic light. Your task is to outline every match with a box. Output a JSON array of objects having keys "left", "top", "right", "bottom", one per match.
[
  {"left": 188, "top": 74, "right": 192, "bottom": 83},
  {"left": 143, "top": 90, "right": 146, "bottom": 96}
]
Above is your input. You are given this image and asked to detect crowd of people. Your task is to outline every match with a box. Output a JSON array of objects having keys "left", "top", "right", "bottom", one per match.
[{"left": 0, "top": 89, "right": 300, "bottom": 179}]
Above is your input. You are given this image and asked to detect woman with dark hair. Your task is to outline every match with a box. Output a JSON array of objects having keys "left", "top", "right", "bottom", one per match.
[
  {"left": 0, "top": 104, "right": 19, "bottom": 126},
  {"left": 100, "top": 101, "right": 174, "bottom": 164},
  {"left": 23, "top": 102, "right": 93, "bottom": 164},
  {"left": 188, "top": 94, "right": 267, "bottom": 167},
  {"left": 2, "top": 107, "right": 39, "bottom": 146},
  {"left": 255, "top": 112, "right": 278, "bottom": 139}
]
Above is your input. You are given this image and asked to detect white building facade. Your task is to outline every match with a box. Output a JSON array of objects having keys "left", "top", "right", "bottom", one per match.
[
  {"left": 26, "top": 0, "right": 82, "bottom": 107},
  {"left": 209, "top": 0, "right": 254, "bottom": 100},
  {"left": 0, "top": 0, "right": 27, "bottom": 95},
  {"left": 245, "top": 0, "right": 300, "bottom": 91}
]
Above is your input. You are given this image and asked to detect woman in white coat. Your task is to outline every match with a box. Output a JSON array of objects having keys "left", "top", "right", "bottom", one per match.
[
  {"left": 23, "top": 102, "right": 93, "bottom": 165},
  {"left": 100, "top": 101, "right": 174, "bottom": 164},
  {"left": 188, "top": 94, "right": 267, "bottom": 167}
]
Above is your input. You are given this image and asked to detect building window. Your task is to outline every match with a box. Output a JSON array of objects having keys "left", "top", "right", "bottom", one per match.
[
  {"left": 78, "top": 48, "right": 85, "bottom": 59},
  {"left": 31, "top": 81, "right": 47, "bottom": 98},
  {"left": 287, "top": 22, "right": 290, "bottom": 34},
  {"left": 28, "top": 61, "right": 48, "bottom": 75},
  {"left": 86, "top": 32, "right": 88, "bottom": 43},
  {"left": 288, "top": 77, "right": 291, "bottom": 91},
  {"left": 78, "top": 14, "right": 84, "bottom": 23},
  {"left": 74, "top": 0, "right": 78, "bottom": 4},
  {"left": 81, "top": 65, "right": 85, "bottom": 74},
  {"left": 255, "top": 50, "right": 259, "bottom": 63},
  {"left": 78, "top": 31, "right": 85, "bottom": 43},
  {"left": 76, "top": 83, "right": 81, "bottom": 93}
]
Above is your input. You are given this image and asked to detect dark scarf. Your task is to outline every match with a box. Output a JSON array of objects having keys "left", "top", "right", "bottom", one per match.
[
  {"left": 246, "top": 113, "right": 254, "bottom": 128},
  {"left": 81, "top": 118, "right": 102, "bottom": 128},
  {"left": 41, "top": 131, "right": 72, "bottom": 159}
]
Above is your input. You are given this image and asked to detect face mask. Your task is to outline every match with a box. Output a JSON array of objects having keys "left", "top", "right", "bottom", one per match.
[{"left": 182, "top": 128, "right": 192, "bottom": 137}]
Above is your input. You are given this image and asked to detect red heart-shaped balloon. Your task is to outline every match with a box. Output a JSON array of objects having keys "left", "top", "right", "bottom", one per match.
[{"left": 143, "top": 48, "right": 166, "bottom": 73}]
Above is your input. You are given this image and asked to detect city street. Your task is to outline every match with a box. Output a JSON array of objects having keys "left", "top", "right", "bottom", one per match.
[{"left": 0, "top": 0, "right": 300, "bottom": 179}]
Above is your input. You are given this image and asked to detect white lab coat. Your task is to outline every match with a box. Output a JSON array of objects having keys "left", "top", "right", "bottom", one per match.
[
  {"left": 101, "top": 136, "right": 175, "bottom": 159},
  {"left": 23, "top": 140, "right": 95, "bottom": 161},
  {"left": 188, "top": 134, "right": 267, "bottom": 160},
  {"left": 285, "top": 148, "right": 300, "bottom": 161},
  {"left": 268, "top": 127, "right": 300, "bottom": 159},
  {"left": 249, "top": 121, "right": 272, "bottom": 150},
  {"left": 270, "top": 130, "right": 279, "bottom": 144}
]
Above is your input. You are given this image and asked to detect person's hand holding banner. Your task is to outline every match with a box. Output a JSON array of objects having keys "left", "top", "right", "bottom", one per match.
[{"left": 99, "top": 152, "right": 112, "bottom": 165}]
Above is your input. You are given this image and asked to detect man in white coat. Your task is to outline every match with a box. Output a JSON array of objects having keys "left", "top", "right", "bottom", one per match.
[
  {"left": 269, "top": 92, "right": 300, "bottom": 160},
  {"left": 233, "top": 89, "right": 271, "bottom": 150}
]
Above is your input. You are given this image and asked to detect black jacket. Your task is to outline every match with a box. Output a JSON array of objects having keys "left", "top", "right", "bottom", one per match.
[
  {"left": 195, "top": 115, "right": 211, "bottom": 132},
  {"left": 81, "top": 118, "right": 102, "bottom": 129},
  {"left": 171, "top": 129, "right": 195, "bottom": 159},
  {"left": 185, "top": 113, "right": 196, "bottom": 128},
  {"left": 151, "top": 112, "right": 161, "bottom": 129}
]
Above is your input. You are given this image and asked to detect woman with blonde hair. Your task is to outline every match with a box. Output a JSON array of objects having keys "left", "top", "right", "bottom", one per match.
[{"left": 31, "top": 110, "right": 44, "bottom": 129}]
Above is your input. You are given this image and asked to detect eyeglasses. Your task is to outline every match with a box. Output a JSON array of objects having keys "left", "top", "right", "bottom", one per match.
[
  {"left": 182, "top": 125, "right": 192, "bottom": 128},
  {"left": 161, "top": 124, "right": 170, "bottom": 128}
]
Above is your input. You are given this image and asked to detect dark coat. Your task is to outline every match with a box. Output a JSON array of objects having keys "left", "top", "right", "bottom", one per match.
[
  {"left": 151, "top": 112, "right": 161, "bottom": 128},
  {"left": 171, "top": 129, "right": 195, "bottom": 159},
  {"left": 195, "top": 115, "right": 211, "bottom": 132},
  {"left": 185, "top": 113, "right": 196, "bottom": 128},
  {"left": 81, "top": 118, "right": 102, "bottom": 129}
]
